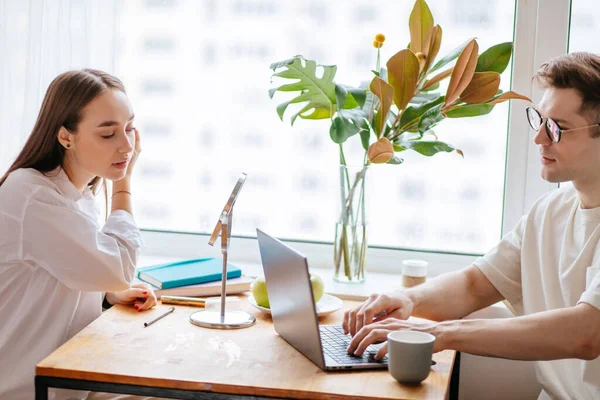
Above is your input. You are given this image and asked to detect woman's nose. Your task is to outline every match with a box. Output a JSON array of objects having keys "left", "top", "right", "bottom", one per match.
[{"left": 119, "top": 130, "right": 134, "bottom": 153}]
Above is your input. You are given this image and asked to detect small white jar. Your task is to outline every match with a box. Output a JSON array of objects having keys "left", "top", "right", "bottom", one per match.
[{"left": 402, "top": 259, "right": 428, "bottom": 288}]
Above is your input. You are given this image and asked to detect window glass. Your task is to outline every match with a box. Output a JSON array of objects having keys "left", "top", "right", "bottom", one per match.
[
  {"left": 116, "top": 0, "right": 516, "bottom": 254},
  {"left": 569, "top": 0, "right": 600, "bottom": 53}
]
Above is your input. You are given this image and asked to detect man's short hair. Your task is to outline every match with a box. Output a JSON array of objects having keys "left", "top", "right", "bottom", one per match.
[{"left": 533, "top": 52, "right": 600, "bottom": 137}]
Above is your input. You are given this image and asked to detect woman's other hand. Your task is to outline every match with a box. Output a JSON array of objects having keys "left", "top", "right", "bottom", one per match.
[{"left": 105, "top": 282, "right": 157, "bottom": 312}]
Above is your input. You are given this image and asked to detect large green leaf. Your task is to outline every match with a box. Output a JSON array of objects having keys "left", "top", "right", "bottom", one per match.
[
  {"left": 476, "top": 42, "right": 513, "bottom": 74},
  {"left": 400, "top": 96, "right": 444, "bottom": 131},
  {"left": 360, "top": 128, "right": 371, "bottom": 151},
  {"left": 429, "top": 38, "right": 475, "bottom": 74},
  {"left": 417, "top": 103, "right": 444, "bottom": 134},
  {"left": 276, "top": 100, "right": 292, "bottom": 121},
  {"left": 334, "top": 85, "right": 369, "bottom": 144},
  {"left": 444, "top": 103, "right": 495, "bottom": 118},
  {"left": 397, "top": 140, "right": 456, "bottom": 156},
  {"left": 296, "top": 108, "right": 331, "bottom": 124},
  {"left": 334, "top": 84, "right": 367, "bottom": 110},
  {"left": 344, "top": 86, "right": 367, "bottom": 108},
  {"left": 334, "top": 84, "right": 349, "bottom": 116},
  {"left": 329, "top": 109, "right": 370, "bottom": 144},
  {"left": 270, "top": 55, "right": 336, "bottom": 124}
]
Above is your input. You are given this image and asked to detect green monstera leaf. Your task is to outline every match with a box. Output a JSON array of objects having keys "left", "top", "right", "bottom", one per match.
[
  {"left": 330, "top": 109, "right": 370, "bottom": 144},
  {"left": 394, "top": 139, "right": 456, "bottom": 156},
  {"left": 269, "top": 55, "right": 364, "bottom": 125}
]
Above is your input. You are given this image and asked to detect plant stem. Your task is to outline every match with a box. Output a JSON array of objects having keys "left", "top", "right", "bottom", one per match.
[
  {"left": 334, "top": 147, "right": 370, "bottom": 282},
  {"left": 342, "top": 225, "right": 350, "bottom": 279},
  {"left": 335, "top": 166, "right": 368, "bottom": 281}
]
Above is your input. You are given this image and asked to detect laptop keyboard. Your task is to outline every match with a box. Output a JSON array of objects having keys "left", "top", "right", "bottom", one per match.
[{"left": 319, "top": 325, "right": 387, "bottom": 365}]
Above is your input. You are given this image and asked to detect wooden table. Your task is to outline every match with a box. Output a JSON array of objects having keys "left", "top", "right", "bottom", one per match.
[{"left": 36, "top": 296, "right": 457, "bottom": 399}]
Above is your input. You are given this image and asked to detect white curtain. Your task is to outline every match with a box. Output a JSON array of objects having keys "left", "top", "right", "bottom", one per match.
[{"left": 0, "top": 0, "right": 119, "bottom": 173}]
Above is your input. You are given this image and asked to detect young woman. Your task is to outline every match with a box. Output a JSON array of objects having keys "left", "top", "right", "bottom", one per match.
[{"left": 0, "top": 69, "right": 158, "bottom": 400}]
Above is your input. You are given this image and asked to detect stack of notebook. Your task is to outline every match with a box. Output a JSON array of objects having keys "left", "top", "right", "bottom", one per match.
[{"left": 135, "top": 257, "right": 253, "bottom": 298}]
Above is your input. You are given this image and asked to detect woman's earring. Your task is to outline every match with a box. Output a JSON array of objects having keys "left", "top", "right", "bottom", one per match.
[{"left": 66, "top": 144, "right": 71, "bottom": 148}]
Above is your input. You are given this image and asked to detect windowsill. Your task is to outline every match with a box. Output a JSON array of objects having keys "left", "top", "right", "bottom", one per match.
[
  {"left": 234, "top": 261, "right": 414, "bottom": 301},
  {"left": 139, "top": 255, "right": 507, "bottom": 312}
]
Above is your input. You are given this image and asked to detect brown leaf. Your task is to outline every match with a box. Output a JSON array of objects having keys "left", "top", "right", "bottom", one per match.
[
  {"left": 369, "top": 77, "right": 395, "bottom": 138},
  {"left": 487, "top": 90, "right": 532, "bottom": 105},
  {"left": 460, "top": 72, "right": 501, "bottom": 104},
  {"left": 368, "top": 137, "right": 394, "bottom": 164},
  {"left": 409, "top": 0, "right": 434, "bottom": 54},
  {"left": 444, "top": 39, "right": 479, "bottom": 107},
  {"left": 422, "top": 25, "right": 442, "bottom": 74},
  {"left": 422, "top": 67, "right": 452, "bottom": 90},
  {"left": 387, "top": 49, "right": 420, "bottom": 111},
  {"left": 456, "top": 149, "right": 464, "bottom": 158},
  {"left": 415, "top": 52, "right": 427, "bottom": 72}
]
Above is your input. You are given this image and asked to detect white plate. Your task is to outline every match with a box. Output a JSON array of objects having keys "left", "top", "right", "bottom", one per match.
[{"left": 248, "top": 293, "right": 344, "bottom": 317}]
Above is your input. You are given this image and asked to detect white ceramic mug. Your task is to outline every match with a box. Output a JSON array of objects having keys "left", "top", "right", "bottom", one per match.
[{"left": 387, "top": 330, "right": 436, "bottom": 384}]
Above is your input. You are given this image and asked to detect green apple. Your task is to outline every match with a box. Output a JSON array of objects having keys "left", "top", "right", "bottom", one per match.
[
  {"left": 310, "top": 274, "right": 325, "bottom": 303},
  {"left": 251, "top": 274, "right": 325, "bottom": 309},
  {"left": 251, "top": 276, "right": 270, "bottom": 308}
]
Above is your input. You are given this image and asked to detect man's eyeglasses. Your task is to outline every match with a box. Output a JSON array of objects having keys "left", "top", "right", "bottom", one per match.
[{"left": 526, "top": 106, "right": 600, "bottom": 143}]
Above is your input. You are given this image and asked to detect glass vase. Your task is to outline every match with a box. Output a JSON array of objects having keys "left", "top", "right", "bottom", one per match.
[{"left": 333, "top": 164, "right": 368, "bottom": 283}]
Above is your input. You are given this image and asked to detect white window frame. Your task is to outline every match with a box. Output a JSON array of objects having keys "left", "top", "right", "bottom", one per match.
[
  {"left": 142, "top": 0, "right": 573, "bottom": 277},
  {"left": 502, "top": 0, "right": 570, "bottom": 235}
]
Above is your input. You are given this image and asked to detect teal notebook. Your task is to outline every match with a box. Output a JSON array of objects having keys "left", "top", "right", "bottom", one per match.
[{"left": 136, "top": 258, "right": 242, "bottom": 290}]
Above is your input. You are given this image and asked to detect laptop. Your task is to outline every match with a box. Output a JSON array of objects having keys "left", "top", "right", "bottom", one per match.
[{"left": 256, "top": 228, "right": 388, "bottom": 371}]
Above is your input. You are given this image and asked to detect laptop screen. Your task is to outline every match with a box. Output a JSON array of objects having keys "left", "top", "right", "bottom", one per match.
[{"left": 256, "top": 229, "right": 326, "bottom": 369}]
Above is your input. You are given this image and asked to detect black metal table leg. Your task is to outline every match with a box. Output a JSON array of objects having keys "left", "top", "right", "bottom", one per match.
[
  {"left": 35, "top": 376, "right": 49, "bottom": 400},
  {"left": 449, "top": 351, "right": 461, "bottom": 400}
]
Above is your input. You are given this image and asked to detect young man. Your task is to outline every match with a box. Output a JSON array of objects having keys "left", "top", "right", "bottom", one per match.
[{"left": 343, "top": 52, "right": 600, "bottom": 400}]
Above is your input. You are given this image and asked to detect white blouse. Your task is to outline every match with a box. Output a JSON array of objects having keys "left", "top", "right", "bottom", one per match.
[{"left": 0, "top": 168, "right": 143, "bottom": 400}]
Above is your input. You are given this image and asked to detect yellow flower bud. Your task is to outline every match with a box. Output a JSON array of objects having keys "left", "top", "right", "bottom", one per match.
[
  {"left": 373, "top": 40, "right": 383, "bottom": 49},
  {"left": 375, "top": 33, "right": 386, "bottom": 43}
]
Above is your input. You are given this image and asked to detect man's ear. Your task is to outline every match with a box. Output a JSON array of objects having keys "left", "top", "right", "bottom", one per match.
[{"left": 57, "top": 127, "right": 73, "bottom": 149}]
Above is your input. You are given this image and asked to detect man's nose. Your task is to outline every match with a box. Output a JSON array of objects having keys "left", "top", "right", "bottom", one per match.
[{"left": 532, "top": 123, "right": 551, "bottom": 146}]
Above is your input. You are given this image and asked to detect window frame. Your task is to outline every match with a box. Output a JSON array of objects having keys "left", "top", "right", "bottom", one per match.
[{"left": 141, "top": 0, "right": 573, "bottom": 276}]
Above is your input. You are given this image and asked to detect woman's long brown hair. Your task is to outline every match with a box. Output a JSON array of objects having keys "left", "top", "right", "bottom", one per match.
[{"left": 0, "top": 69, "right": 127, "bottom": 215}]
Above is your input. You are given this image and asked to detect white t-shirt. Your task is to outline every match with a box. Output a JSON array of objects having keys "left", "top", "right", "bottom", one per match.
[
  {"left": 0, "top": 168, "right": 143, "bottom": 400},
  {"left": 475, "top": 185, "right": 600, "bottom": 400}
]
